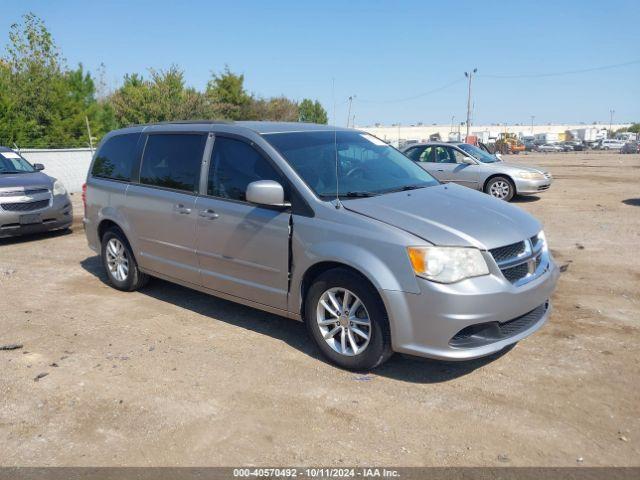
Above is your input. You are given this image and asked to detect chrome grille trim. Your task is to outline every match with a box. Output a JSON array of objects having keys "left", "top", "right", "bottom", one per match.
[{"left": 489, "top": 237, "right": 548, "bottom": 286}]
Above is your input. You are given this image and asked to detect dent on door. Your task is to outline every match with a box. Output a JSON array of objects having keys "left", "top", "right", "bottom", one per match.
[{"left": 194, "top": 196, "right": 291, "bottom": 310}]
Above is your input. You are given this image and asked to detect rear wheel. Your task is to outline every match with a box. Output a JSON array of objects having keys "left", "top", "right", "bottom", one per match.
[
  {"left": 101, "top": 228, "right": 148, "bottom": 291},
  {"left": 485, "top": 176, "right": 515, "bottom": 202},
  {"left": 305, "top": 268, "right": 392, "bottom": 370}
]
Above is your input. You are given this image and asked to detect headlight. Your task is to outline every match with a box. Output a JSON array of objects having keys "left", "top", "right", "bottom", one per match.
[
  {"left": 53, "top": 180, "right": 67, "bottom": 196},
  {"left": 535, "top": 230, "right": 548, "bottom": 251},
  {"left": 407, "top": 246, "right": 490, "bottom": 283},
  {"left": 517, "top": 171, "right": 544, "bottom": 180}
]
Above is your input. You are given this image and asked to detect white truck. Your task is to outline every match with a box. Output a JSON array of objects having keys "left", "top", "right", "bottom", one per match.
[{"left": 534, "top": 133, "right": 559, "bottom": 145}]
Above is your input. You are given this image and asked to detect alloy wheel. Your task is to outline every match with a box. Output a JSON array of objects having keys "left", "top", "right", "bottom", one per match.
[
  {"left": 316, "top": 288, "right": 371, "bottom": 356},
  {"left": 489, "top": 180, "right": 510, "bottom": 199},
  {"left": 106, "top": 238, "right": 129, "bottom": 282}
]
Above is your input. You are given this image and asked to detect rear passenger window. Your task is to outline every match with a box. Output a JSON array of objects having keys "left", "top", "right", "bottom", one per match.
[
  {"left": 91, "top": 133, "right": 140, "bottom": 181},
  {"left": 208, "top": 137, "right": 284, "bottom": 201},
  {"left": 139, "top": 134, "right": 206, "bottom": 193}
]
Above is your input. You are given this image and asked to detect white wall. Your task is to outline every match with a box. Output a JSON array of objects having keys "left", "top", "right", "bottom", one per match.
[
  {"left": 19, "top": 148, "right": 93, "bottom": 193},
  {"left": 358, "top": 123, "right": 632, "bottom": 144}
]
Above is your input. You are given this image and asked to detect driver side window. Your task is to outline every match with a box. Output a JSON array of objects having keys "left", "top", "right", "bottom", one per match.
[
  {"left": 450, "top": 148, "right": 470, "bottom": 164},
  {"left": 433, "top": 146, "right": 454, "bottom": 163}
]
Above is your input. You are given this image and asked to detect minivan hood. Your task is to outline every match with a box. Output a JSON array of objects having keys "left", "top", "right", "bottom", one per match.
[
  {"left": 343, "top": 183, "right": 541, "bottom": 249},
  {"left": 0, "top": 172, "right": 53, "bottom": 190}
]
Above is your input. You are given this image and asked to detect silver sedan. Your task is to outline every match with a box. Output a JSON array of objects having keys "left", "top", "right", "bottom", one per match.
[{"left": 402, "top": 142, "right": 552, "bottom": 201}]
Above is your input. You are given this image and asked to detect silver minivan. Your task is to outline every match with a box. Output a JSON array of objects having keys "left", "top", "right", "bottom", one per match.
[{"left": 83, "top": 122, "right": 559, "bottom": 370}]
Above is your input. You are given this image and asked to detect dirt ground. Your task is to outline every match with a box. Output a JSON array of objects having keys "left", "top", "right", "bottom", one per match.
[{"left": 1, "top": 151, "right": 639, "bottom": 467}]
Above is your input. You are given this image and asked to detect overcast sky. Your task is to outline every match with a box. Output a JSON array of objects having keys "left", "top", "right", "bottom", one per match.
[{"left": 1, "top": 0, "right": 639, "bottom": 126}]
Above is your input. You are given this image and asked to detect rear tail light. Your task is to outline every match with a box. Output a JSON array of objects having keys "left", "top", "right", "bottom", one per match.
[{"left": 81, "top": 183, "right": 87, "bottom": 215}]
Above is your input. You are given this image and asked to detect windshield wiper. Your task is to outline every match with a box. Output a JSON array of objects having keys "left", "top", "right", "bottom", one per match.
[
  {"left": 343, "top": 191, "right": 378, "bottom": 198},
  {"left": 387, "top": 184, "right": 427, "bottom": 193}
]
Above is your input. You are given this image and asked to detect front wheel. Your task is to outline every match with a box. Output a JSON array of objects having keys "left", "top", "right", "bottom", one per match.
[
  {"left": 101, "top": 228, "right": 149, "bottom": 291},
  {"left": 305, "top": 268, "right": 392, "bottom": 370},
  {"left": 485, "top": 176, "right": 515, "bottom": 201}
]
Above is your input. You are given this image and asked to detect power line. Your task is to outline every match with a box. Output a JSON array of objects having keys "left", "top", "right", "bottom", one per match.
[
  {"left": 480, "top": 59, "right": 640, "bottom": 79},
  {"left": 357, "top": 78, "right": 465, "bottom": 104}
]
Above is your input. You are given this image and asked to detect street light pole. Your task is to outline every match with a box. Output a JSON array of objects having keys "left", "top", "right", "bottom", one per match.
[
  {"left": 346, "top": 95, "right": 356, "bottom": 128},
  {"left": 609, "top": 109, "right": 615, "bottom": 138},
  {"left": 464, "top": 68, "right": 477, "bottom": 140},
  {"left": 531, "top": 115, "right": 535, "bottom": 135}
]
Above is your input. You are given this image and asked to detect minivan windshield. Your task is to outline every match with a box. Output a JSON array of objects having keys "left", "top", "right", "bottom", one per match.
[
  {"left": 457, "top": 143, "right": 499, "bottom": 163},
  {"left": 0, "top": 151, "right": 35, "bottom": 174},
  {"left": 263, "top": 131, "right": 439, "bottom": 198}
]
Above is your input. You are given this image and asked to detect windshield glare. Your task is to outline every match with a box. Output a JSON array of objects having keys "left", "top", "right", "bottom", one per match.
[
  {"left": 263, "top": 131, "right": 439, "bottom": 198},
  {"left": 457, "top": 143, "right": 499, "bottom": 163},
  {"left": 0, "top": 152, "right": 35, "bottom": 173}
]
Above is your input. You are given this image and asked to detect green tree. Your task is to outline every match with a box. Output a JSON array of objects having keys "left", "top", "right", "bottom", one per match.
[
  {"left": 0, "top": 13, "right": 110, "bottom": 147},
  {"left": 247, "top": 96, "right": 299, "bottom": 121},
  {"left": 205, "top": 66, "right": 252, "bottom": 120},
  {"left": 298, "top": 98, "right": 328, "bottom": 124},
  {"left": 109, "top": 66, "right": 209, "bottom": 126}
]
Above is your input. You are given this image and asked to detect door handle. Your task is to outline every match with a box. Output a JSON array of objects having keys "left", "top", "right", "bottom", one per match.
[
  {"left": 437, "top": 169, "right": 444, "bottom": 172},
  {"left": 198, "top": 209, "right": 219, "bottom": 220},
  {"left": 174, "top": 204, "right": 192, "bottom": 214}
]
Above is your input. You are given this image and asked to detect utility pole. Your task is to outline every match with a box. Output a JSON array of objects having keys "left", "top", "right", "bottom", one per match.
[
  {"left": 609, "top": 109, "right": 615, "bottom": 138},
  {"left": 531, "top": 115, "right": 535, "bottom": 135},
  {"left": 346, "top": 95, "right": 356, "bottom": 127},
  {"left": 85, "top": 116, "right": 94, "bottom": 153},
  {"left": 450, "top": 115, "right": 455, "bottom": 136},
  {"left": 464, "top": 68, "right": 477, "bottom": 140}
]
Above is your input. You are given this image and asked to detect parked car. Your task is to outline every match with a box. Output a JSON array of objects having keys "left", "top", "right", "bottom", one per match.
[
  {"left": 401, "top": 142, "right": 552, "bottom": 202},
  {"left": 559, "top": 142, "right": 574, "bottom": 152},
  {"left": 567, "top": 141, "right": 585, "bottom": 151},
  {"left": 84, "top": 122, "right": 559, "bottom": 370},
  {"left": 0, "top": 146, "right": 72, "bottom": 238},
  {"left": 536, "top": 144, "right": 564, "bottom": 153},
  {"left": 620, "top": 141, "right": 639, "bottom": 154},
  {"left": 600, "top": 139, "right": 626, "bottom": 151}
]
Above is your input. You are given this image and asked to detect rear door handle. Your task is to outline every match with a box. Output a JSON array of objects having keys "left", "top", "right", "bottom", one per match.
[
  {"left": 174, "top": 204, "right": 192, "bottom": 214},
  {"left": 198, "top": 208, "right": 219, "bottom": 220}
]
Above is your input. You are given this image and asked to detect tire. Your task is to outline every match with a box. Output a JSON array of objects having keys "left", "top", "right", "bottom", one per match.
[
  {"left": 101, "top": 228, "right": 149, "bottom": 291},
  {"left": 485, "top": 176, "right": 515, "bottom": 202},
  {"left": 304, "top": 268, "right": 393, "bottom": 371}
]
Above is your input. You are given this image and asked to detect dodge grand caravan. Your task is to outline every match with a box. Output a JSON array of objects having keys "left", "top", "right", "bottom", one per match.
[{"left": 83, "top": 121, "right": 559, "bottom": 370}]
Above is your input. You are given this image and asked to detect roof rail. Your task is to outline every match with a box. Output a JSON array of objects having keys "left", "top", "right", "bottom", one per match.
[{"left": 126, "top": 119, "right": 233, "bottom": 127}]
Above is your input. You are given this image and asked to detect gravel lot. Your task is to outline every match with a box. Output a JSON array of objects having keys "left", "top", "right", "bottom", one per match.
[{"left": 1, "top": 151, "right": 639, "bottom": 467}]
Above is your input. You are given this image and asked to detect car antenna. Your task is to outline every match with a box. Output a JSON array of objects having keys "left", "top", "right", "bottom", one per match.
[{"left": 333, "top": 78, "right": 342, "bottom": 209}]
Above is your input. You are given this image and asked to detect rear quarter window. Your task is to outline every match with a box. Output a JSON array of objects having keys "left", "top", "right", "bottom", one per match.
[{"left": 91, "top": 133, "right": 141, "bottom": 181}]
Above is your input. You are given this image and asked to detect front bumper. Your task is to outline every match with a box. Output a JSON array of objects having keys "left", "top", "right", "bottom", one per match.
[
  {"left": 514, "top": 177, "right": 553, "bottom": 195},
  {"left": 0, "top": 194, "right": 73, "bottom": 238},
  {"left": 382, "top": 257, "right": 560, "bottom": 360}
]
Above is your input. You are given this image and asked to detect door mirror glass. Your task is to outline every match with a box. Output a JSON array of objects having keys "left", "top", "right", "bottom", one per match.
[
  {"left": 33, "top": 163, "right": 45, "bottom": 171},
  {"left": 246, "top": 180, "right": 289, "bottom": 207}
]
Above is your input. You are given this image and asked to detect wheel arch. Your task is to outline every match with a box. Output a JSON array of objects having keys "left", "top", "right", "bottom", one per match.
[
  {"left": 483, "top": 173, "right": 517, "bottom": 194},
  {"left": 299, "top": 261, "right": 387, "bottom": 324}
]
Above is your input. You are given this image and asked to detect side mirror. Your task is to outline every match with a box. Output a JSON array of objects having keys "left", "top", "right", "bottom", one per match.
[
  {"left": 462, "top": 156, "right": 476, "bottom": 165},
  {"left": 494, "top": 153, "right": 503, "bottom": 161},
  {"left": 246, "top": 180, "right": 290, "bottom": 208},
  {"left": 33, "top": 163, "right": 45, "bottom": 171}
]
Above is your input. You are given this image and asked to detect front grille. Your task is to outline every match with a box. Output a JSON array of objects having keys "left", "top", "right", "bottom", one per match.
[
  {"left": 0, "top": 188, "right": 49, "bottom": 197},
  {"left": 450, "top": 302, "right": 548, "bottom": 348},
  {"left": 490, "top": 237, "right": 546, "bottom": 285},
  {"left": 0, "top": 200, "right": 49, "bottom": 212},
  {"left": 502, "top": 263, "right": 529, "bottom": 282},
  {"left": 489, "top": 241, "right": 526, "bottom": 263}
]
